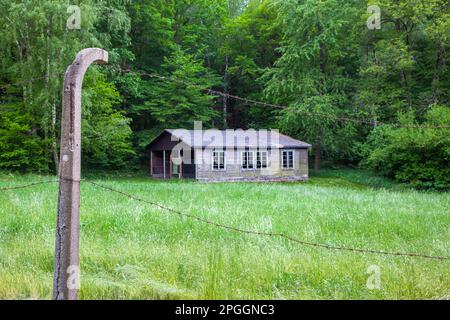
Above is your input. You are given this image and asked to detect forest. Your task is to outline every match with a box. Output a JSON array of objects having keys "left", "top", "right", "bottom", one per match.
[{"left": 0, "top": 0, "right": 449, "bottom": 189}]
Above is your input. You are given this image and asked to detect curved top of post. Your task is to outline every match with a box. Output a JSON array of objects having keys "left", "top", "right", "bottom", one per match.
[{"left": 63, "top": 48, "right": 109, "bottom": 88}]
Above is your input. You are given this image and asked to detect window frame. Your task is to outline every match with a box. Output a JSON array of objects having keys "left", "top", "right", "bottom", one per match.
[
  {"left": 212, "top": 150, "right": 226, "bottom": 171},
  {"left": 282, "top": 150, "right": 295, "bottom": 170},
  {"left": 241, "top": 151, "right": 256, "bottom": 171},
  {"left": 256, "top": 150, "right": 268, "bottom": 169}
]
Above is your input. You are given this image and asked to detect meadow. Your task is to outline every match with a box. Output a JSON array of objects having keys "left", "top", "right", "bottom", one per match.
[{"left": 0, "top": 170, "right": 449, "bottom": 300}]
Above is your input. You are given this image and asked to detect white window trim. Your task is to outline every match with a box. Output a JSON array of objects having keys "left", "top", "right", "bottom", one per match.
[
  {"left": 212, "top": 150, "right": 226, "bottom": 171},
  {"left": 256, "top": 150, "right": 269, "bottom": 169},
  {"left": 282, "top": 150, "right": 295, "bottom": 170},
  {"left": 241, "top": 151, "right": 256, "bottom": 171}
]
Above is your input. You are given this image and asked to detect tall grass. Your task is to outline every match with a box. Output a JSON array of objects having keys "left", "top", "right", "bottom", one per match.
[{"left": 0, "top": 170, "right": 449, "bottom": 299}]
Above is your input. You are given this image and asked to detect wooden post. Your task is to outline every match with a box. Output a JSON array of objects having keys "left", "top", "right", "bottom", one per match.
[
  {"left": 180, "top": 158, "right": 183, "bottom": 179},
  {"left": 150, "top": 151, "right": 153, "bottom": 177},
  {"left": 163, "top": 150, "right": 166, "bottom": 179},
  {"left": 53, "top": 48, "right": 108, "bottom": 300},
  {"left": 170, "top": 154, "right": 173, "bottom": 178}
]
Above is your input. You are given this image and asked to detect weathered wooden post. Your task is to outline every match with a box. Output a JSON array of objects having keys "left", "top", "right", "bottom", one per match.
[{"left": 53, "top": 48, "right": 108, "bottom": 300}]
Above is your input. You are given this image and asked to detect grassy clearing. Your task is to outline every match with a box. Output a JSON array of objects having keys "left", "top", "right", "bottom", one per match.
[{"left": 0, "top": 170, "right": 449, "bottom": 300}]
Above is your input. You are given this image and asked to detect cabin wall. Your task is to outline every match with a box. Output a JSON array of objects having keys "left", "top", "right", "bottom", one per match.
[
  {"left": 148, "top": 131, "right": 310, "bottom": 181},
  {"left": 195, "top": 148, "right": 309, "bottom": 182},
  {"left": 152, "top": 151, "right": 163, "bottom": 174}
]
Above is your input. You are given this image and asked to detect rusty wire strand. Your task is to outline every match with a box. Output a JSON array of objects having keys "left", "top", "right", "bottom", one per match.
[
  {"left": 1, "top": 70, "right": 449, "bottom": 129},
  {"left": 1, "top": 177, "right": 449, "bottom": 261},
  {"left": 84, "top": 179, "right": 450, "bottom": 262},
  {"left": 0, "top": 180, "right": 59, "bottom": 191},
  {"left": 139, "top": 71, "right": 450, "bottom": 130}
]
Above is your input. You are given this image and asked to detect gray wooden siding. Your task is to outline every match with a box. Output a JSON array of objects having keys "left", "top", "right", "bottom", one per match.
[{"left": 195, "top": 148, "right": 309, "bottom": 181}]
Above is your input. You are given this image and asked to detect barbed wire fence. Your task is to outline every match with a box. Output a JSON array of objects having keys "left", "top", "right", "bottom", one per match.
[
  {"left": 1, "top": 177, "right": 449, "bottom": 262},
  {"left": 1, "top": 70, "right": 450, "bottom": 129},
  {"left": 138, "top": 71, "right": 450, "bottom": 130},
  {"left": 1, "top": 70, "right": 450, "bottom": 263}
]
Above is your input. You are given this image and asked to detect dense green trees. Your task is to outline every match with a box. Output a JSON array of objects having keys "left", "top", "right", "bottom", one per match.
[
  {"left": 219, "top": 0, "right": 281, "bottom": 128},
  {"left": 0, "top": 0, "right": 134, "bottom": 172},
  {"left": 361, "top": 106, "right": 450, "bottom": 190},
  {"left": 355, "top": 0, "right": 450, "bottom": 188},
  {"left": 132, "top": 49, "right": 220, "bottom": 150},
  {"left": 0, "top": 0, "right": 448, "bottom": 188},
  {"left": 357, "top": 0, "right": 450, "bottom": 122},
  {"left": 264, "top": 0, "right": 363, "bottom": 170}
]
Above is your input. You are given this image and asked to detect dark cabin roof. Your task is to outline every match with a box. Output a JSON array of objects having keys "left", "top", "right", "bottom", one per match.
[{"left": 147, "top": 129, "right": 311, "bottom": 150}]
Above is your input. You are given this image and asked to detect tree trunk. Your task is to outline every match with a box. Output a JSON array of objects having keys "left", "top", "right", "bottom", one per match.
[
  {"left": 315, "top": 37, "right": 326, "bottom": 172},
  {"left": 432, "top": 38, "right": 443, "bottom": 104},
  {"left": 52, "top": 100, "right": 59, "bottom": 173},
  {"left": 45, "top": 17, "right": 59, "bottom": 173},
  {"left": 223, "top": 56, "right": 229, "bottom": 129},
  {"left": 314, "top": 135, "right": 322, "bottom": 171}
]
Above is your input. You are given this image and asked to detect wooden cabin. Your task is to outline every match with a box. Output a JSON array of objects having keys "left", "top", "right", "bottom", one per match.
[{"left": 146, "top": 129, "right": 311, "bottom": 182}]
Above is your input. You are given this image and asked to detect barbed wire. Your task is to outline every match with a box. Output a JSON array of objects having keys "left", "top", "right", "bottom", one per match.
[
  {"left": 1, "top": 69, "right": 449, "bottom": 129},
  {"left": 1, "top": 177, "right": 449, "bottom": 261},
  {"left": 79, "top": 179, "right": 450, "bottom": 261},
  {"left": 0, "top": 180, "right": 59, "bottom": 191},
  {"left": 138, "top": 71, "right": 450, "bottom": 130}
]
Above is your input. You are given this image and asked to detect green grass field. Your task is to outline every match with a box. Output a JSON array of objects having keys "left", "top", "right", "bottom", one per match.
[{"left": 0, "top": 170, "right": 449, "bottom": 300}]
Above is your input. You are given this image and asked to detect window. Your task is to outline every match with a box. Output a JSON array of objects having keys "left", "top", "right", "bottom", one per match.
[
  {"left": 256, "top": 151, "right": 268, "bottom": 169},
  {"left": 282, "top": 150, "right": 294, "bottom": 169},
  {"left": 242, "top": 151, "right": 255, "bottom": 170},
  {"left": 212, "top": 151, "right": 225, "bottom": 171}
]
